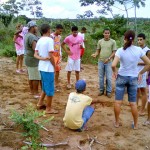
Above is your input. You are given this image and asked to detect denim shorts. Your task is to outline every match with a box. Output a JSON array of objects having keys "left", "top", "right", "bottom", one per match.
[
  {"left": 115, "top": 74, "right": 138, "bottom": 102},
  {"left": 40, "top": 71, "right": 54, "bottom": 96}
]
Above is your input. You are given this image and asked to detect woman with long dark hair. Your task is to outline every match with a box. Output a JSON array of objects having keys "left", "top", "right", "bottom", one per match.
[{"left": 112, "top": 30, "right": 150, "bottom": 129}]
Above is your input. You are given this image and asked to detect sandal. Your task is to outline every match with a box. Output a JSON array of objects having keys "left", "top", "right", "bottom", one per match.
[
  {"left": 37, "top": 104, "right": 46, "bottom": 110},
  {"left": 113, "top": 121, "right": 122, "bottom": 128},
  {"left": 45, "top": 109, "right": 58, "bottom": 114},
  {"left": 143, "top": 121, "right": 150, "bottom": 126},
  {"left": 66, "top": 84, "right": 71, "bottom": 90}
]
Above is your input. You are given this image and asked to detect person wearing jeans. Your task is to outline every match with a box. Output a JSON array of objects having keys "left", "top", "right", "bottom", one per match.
[
  {"left": 98, "top": 61, "right": 112, "bottom": 95},
  {"left": 92, "top": 28, "right": 117, "bottom": 98}
]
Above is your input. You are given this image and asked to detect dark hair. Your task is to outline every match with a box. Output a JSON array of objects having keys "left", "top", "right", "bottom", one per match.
[
  {"left": 71, "top": 26, "right": 78, "bottom": 32},
  {"left": 103, "top": 28, "right": 110, "bottom": 33},
  {"left": 56, "top": 24, "right": 63, "bottom": 29},
  {"left": 146, "top": 50, "right": 150, "bottom": 56},
  {"left": 40, "top": 24, "right": 50, "bottom": 35},
  {"left": 76, "top": 89, "right": 83, "bottom": 93},
  {"left": 137, "top": 33, "right": 146, "bottom": 39},
  {"left": 123, "top": 30, "right": 135, "bottom": 50},
  {"left": 81, "top": 27, "right": 86, "bottom": 31}
]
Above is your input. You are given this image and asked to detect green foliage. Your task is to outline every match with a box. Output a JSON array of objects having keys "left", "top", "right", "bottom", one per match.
[
  {"left": 0, "top": 13, "right": 13, "bottom": 27},
  {"left": 10, "top": 105, "right": 54, "bottom": 150}
]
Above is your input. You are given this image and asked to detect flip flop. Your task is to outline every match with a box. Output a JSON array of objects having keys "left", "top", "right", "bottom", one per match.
[
  {"left": 45, "top": 109, "right": 58, "bottom": 114},
  {"left": 143, "top": 121, "right": 150, "bottom": 126},
  {"left": 37, "top": 104, "right": 46, "bottom": 110},
  {"left": 113, "top": 121, "right": 122, "bottom": 128},
  {"left": 139, "top": 112, "right": 146, "bottom": 116}
]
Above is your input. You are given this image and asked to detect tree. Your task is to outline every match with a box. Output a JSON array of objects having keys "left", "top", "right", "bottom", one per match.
[
  {"left": 79, "top": 0, "right": 146, "bottom": 34},
  {"left": 1, "top": 0, "right": 43, "bottom": 18},
  {"left": 22, "top": 0, "right": 43, "bottom": 18},
  {"left": 0, "top": 0, "right": 24, "bottom": 16}
]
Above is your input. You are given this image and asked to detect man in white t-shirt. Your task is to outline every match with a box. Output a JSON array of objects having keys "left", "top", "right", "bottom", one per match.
[
  {"left": 137, "top": 33, "right": 149, "bottom": 116},
  {"left": 34, "top": 24, "right": 58, "bottom": 114}
]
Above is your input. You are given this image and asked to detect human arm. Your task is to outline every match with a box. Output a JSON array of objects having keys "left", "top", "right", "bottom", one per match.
[
  {"left": 49, "top": 51, "right": 55, "bottom": 68},
  {"left": 104, "top": 50, "right": 116, "bottom": 64},
  {"left": 138, "top": 55, "right": 150, "bottom": 81},
  {"left": 61, "top": 42, "right": 72, "bottom": 56},
  {"left": 138, "top": 62, "right": 145, "bottom": 66},
  {"left": 112, "top": 55, "right": 120, "bottom": 79},
  {"left": 34, "top": 51, "right": 50, "bottom": 61},
  {"left": 91, "top": 49, "right": 100, "bottom": 58},
  {"left": 13, "top": 35, "right": 22, "bottom": 46}
]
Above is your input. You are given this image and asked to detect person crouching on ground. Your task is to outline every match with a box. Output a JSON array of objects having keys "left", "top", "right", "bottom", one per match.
[{"left": 63, "top": 79, "right": 100, "bottom": 131}]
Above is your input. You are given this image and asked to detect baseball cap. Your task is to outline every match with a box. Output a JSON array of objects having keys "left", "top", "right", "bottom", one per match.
[
  {"left": 75, "top": 80, "right": 86, "bottom": 92},
  {"left": 27, "top": 21, "right": 37, "bottom": 29}
]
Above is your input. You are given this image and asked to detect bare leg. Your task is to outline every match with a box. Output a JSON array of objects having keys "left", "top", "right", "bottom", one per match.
[
  {"left": 114, "top": 100, "right": 122, "bottom": 127},
  {"left": 75, "top": 71, "right": 79, "bottom": 82},
  {"left": 67, "top": 71, "right": 71, "bottom": 84},
  {"left": 45, "top": 96, "right": 58, "bottom": 114},
  {"left": 130, "top": 102, "right": 138, "bottom": 129},
  {"left": 16, "top": 55, "right": 20, "bottom": 70},
  {"left": 37, "top": 91, "right": 46, "bottom": 106},
  {"left": 55, "top": 71, "right": 59, "bottom": 86},
  {"left": 147, "top": 102, "right": 150, "bottom": 121},
  {"left": 137, "top": 88, "right": 141, "bottom": 106},
  {"left": 29, "top": 80, "right": 34, "bottom": 94},
  {"left": 139, "top": 88, "right": 147, "bottom": 115},
  {"left": 33, "top": 80, "right": 39, "bottom": 95},
  {"left": 19, "top": 54, "right": 24, "bottom": 70}
]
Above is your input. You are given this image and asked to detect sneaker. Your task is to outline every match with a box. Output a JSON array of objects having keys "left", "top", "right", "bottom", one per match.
[
  {"left": 107, "top": 93, "right": 112, "bottom": 98},
  {"left": 98, "top": 91, "right": 104, "bottom": 96},
  {"left": 66, "top": 84, "right": 71, "bottom": 90}
]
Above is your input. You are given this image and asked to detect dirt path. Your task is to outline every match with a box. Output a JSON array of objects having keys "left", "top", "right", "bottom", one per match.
[{"left": 0, "top": 57, "right": 150, "bottom": 150}]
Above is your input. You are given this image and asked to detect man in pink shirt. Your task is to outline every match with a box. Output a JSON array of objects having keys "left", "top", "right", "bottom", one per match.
[{"left": 62, "top": 26, "right": 83, "bottom": 89}]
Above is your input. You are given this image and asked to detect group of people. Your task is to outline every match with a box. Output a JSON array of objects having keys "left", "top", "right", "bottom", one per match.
[{"left": 13, "top": 20, "right": 150, "bottom": 131}]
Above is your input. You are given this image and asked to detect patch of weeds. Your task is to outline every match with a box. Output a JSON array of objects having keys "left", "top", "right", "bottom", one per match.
[{"left": 9, "top": 104, "right": 54, "bottom": 150}]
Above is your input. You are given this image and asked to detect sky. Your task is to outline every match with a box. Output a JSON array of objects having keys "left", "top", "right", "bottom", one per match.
[
  {"left": 1, "top": 0, "right": 150, "bottom": 19},
  {"left": 40, "top": 0, "right": 150, "bottom": 19}
]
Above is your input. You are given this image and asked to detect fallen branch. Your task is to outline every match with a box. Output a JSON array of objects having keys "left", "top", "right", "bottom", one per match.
[{"left": 23, "top": 141, "right": 69, "bottom": 147}]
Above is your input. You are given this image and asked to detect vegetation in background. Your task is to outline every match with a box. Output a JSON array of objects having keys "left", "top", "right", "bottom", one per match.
[{"left": 0, "top": 14, "right": 150, "bottom": 64}]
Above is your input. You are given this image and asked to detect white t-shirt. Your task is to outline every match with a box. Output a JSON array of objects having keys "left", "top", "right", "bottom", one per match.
[
  {"left": 137, "top": 46, "right": 149, "bottom": 72},
  {"left": 78, "top": 32, "right": 85, "bottom": 48},
  {"left": 116, "top": 45, "right": 145, "bottom": 77},
  {"left": 35, "top": 37, "right": 54, "bottom": 72}
]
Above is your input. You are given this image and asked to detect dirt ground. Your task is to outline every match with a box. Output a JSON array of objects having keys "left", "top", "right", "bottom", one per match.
[{"left": 0, "top": 57, "right": 150, "bottom": 150}]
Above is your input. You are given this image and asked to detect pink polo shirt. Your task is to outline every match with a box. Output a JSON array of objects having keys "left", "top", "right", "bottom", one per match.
[{"left": 64, "top": 34, "right": 83, "bottom": 60}]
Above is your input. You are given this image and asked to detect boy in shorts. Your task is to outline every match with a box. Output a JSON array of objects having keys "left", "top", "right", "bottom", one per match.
[
  {"left": 34, "top": 24, "right": 58, "bottom": 114},
  {"left": 61, "top": 26, "right": 83, "bottom": 89}
]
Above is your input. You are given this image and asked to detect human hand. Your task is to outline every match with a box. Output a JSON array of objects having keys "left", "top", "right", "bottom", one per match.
[
  {"left": 113, "top": 72, "right": 118, "bottom": 79},
  {"left": 138, "top": 73, "right": 142, "bottom": 83},
  {"left": 104, "top": 58, "right": 109, "bottom": 64},
  {"left": 67, "top": 50, "right": 73, "bottom": 56},
  {"left": 91, "top": 53, "right": 97, "bottom": 58},
  {"left": 44, "top": 57, "right": 51, "bottom": 61}
]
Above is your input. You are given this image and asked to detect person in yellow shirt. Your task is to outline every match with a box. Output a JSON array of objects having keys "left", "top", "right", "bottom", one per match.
[{"left": 63, "top": 80, "right": 99, "bottom": 131}]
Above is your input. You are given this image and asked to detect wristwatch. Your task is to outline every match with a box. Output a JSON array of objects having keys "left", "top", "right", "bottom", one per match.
[{"left": 108, "top": 57, "right": 111, "bottom": 60}]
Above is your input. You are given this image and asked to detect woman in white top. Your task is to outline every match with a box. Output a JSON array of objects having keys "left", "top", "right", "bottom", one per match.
[{"left": 112, "top": 30, "right": 150, "bottom": 129}]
